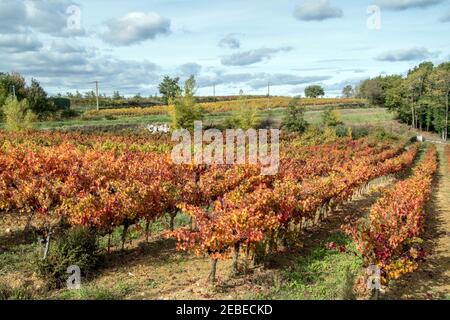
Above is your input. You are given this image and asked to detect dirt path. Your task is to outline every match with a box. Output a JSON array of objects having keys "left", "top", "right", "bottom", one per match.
[{"left": 384, "top": 145, "right": 450, "bottom": 300}]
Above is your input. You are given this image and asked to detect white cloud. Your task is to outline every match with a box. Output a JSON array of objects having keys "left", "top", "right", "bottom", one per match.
[
  {"left": 293, "top": 0, "right": 343, "bottom": 21},
  {"left": 375, "top": 48, "right": 438, "bottom": 61},
  {"left": 218, "top": 34, "right": 240, "bottom": 49},
  {"left": 0, "top": 40, "right": 161, "bottom": 95},
  {"left": 0, "top": 0, "right": 27, "bottom": 33},
  {"left": 0, "top": 0, "right": 85, "bottom": 37},
  {"left": 179, "top": 63, "right": 202, "bottom": 76},
  {"left": 440, "top": 10, "right": 450, "bottom": 22},
  {"left": 373, "top": 0, "right": 444, "bottom": 11},
  {"left": 197, "top": 71, "right": 330, "bottom": 89},
  {"left": 248, "top": 74, "right": 331, "bottom": 89},
  {"left": 221, "top": 47, "right": 294, "bottom": 66},
  {"left": 0, "top": 34, "right": 43, "bottom": 53},
  {"left": 101, "top": 12, "right": 171, "bottom": 46}
]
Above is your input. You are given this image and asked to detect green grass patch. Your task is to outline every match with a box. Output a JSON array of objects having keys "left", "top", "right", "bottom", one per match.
[
  {"left": 53, "top": 285, "right": 126, "bottom": 300},
  {"left": 0, "top": 239, "right": 40, "bottom": 276},
  {"left": 4, "top": 107, "right": 394, "bottom": 132},
  {"left": 34, "top": 114, "right": 170, "bottom": 130},
  {"left": 259, "top": 232, "right": 364, "bottom": 300}
]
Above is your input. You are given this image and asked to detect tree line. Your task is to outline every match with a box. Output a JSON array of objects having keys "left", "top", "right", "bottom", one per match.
[
  {"left": 356, "top": 62, "right": 450, "bottom": 140},
  {"left": 0, "top": 72, "right": 71, "bottom": 130},
  {"left": 0, "top": 72, "right": 62, "bottom": 118}
]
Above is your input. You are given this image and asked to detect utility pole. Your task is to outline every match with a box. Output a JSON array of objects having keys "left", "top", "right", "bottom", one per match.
[
  {"left": 90, "top": 81, "right": 100, "bottom": 111},
  {"left": 95, "top": 80, "right": 99, "bottom": 111},
  {"left": 213, "top": 82, "right": 216, "bottom": 101},
  {"left": 267, "top": 82, "right": 271, "bottom": 108},
  {"left": 11, "top": 85, "right": 16, "bottom": 99}
]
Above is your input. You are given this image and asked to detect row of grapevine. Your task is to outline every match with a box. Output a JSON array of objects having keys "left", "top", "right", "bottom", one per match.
[
  {"left": 0, "top": 131, "right": 418, "bottom": 282},
  {"left": 0, "top": 130, "right": 173, "bottom": 153},
  {"left": 169, "top": 143, "right": 420, "bottom": 281},
  {"left": 345, "top": 145, "right": 438, "bottom": 284},
  {"left": 82, "top": 97, "right": 367, "bottom": 119},
  {"left": 8, "top": 150, "right": 199, "bottom": 245}
]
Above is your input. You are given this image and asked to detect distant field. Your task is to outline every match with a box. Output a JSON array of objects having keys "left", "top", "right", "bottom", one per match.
[
  {"left": 23, "top": 97, "right": 369, "bottom": 132},
  {"left": 81, "top": 97, "right": 367, "bottom": 120},
  {"left": 33, "top": 107, "right": 393, "bottom": 131}
]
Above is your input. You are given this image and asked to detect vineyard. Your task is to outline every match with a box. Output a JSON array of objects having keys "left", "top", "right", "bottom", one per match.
[
  {"left": 81, "top": 98, "right": 367, "bottom": 120},
  {"left": 0, "top": 0, "right": 448, "bottom": 305},
  {"left": 0, "top": 127, "right": 446, "bottom": 300},
  {"left": 345, "top": 146, "right": 438, "bottom": 283}
]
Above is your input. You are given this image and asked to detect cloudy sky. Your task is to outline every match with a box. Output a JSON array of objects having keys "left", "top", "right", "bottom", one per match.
[{"left": 0, "top": 0, "right": 449, "bottom": 97}]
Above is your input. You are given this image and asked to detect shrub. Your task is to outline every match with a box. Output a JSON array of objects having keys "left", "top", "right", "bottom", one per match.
[
  {"left": 48, "top": 97, "right": 71, "bottom": 110},
  {"left": 282, "top": 99, "right": 308, "bottom": 133},
  {"left": 351, "top": 126, "right": 370, "bottom": 139},
  {"left": 334, "top": 125, "right": 352, "bottom": 138},
  {"left": 0, "top": 282, "right": 35, "bottom": 300},
  {"left": 370, "top": 127, "right": 398, "bottom": 142},
  {"left": 322, "top": 106, "right": 343, "bottom": 127},
  {"left": 169, "top": 76, "right": 203, "bottom": 130},
  {"left": 60, "top": 109, "right": 80, "bottom": 119},
  {"left": 226, "top": 91, "right": 260, "bottom": 129},
  {"left": 104, "top": 114, "right": 117, "bottom": 121},
  {"left": 2, "top": 96, "right": 36, "bottom": 131},
  {"left": 169, "top": 98, "right": 203, "bottom": 130},
  {"left": 37, "top": 227, "right": 100, "bottom": 289}
]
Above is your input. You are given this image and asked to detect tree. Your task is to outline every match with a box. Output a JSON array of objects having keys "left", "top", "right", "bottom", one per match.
[
  {"left": 322, "top": 106, "right": 343, "bottom": 127},
  {"left": 0, "top": 85, "right": 7, "bottom": 110},
  {"left": 404, "top": 62, "right": 434, "bottom": 129},
  {"left": 27, "top": 78, "right": 51, "bottom": 116},
  {"left": 0, "top": 72, "right": 28, "bottom": 101},
  {"left": 159, "top": 76, "right": 181, "bottom": 105},
  {"left": 373, "top": 62, "right": 450, "bottom": 138},
  {"left": 304, "top": 85, "right": 325, "bottom": 98},
  {"left": 169, "top": 75, "right": 203, "bottom": 130},
  {"left": 112, "top": 91, "right": 122, "bottom": 100},
  {"left": 358, "top": 78, "right": 384, "bottom": 106},
  {"left": 282, "top": 98, "right": 308, "bottom": 133},
  {"left": 184, "top": 75, "right": 197, "bottom": 98},
  {"left": 429, "top": 62, "right": 450, "bottom": 140},
  {"left": 0, "top": 73, "right": 57, "bottom": 119},
  {"left": 75, "top": 91, "right": 83, "bottom": 99},
  {"left": 384, "top": 78, "right": 408, "bottom": 123},
  {"left": 342, "top": 85, "right": 354, "bottom": 98},
  {"left": 2, "top": 96, "right": 36, "bottom": 131},
  {"left": 226, "top": 90, "right": 260, "bottom": 129},
  {"left": 84, "top": 91, "right": 96, "bottom": 99}
]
